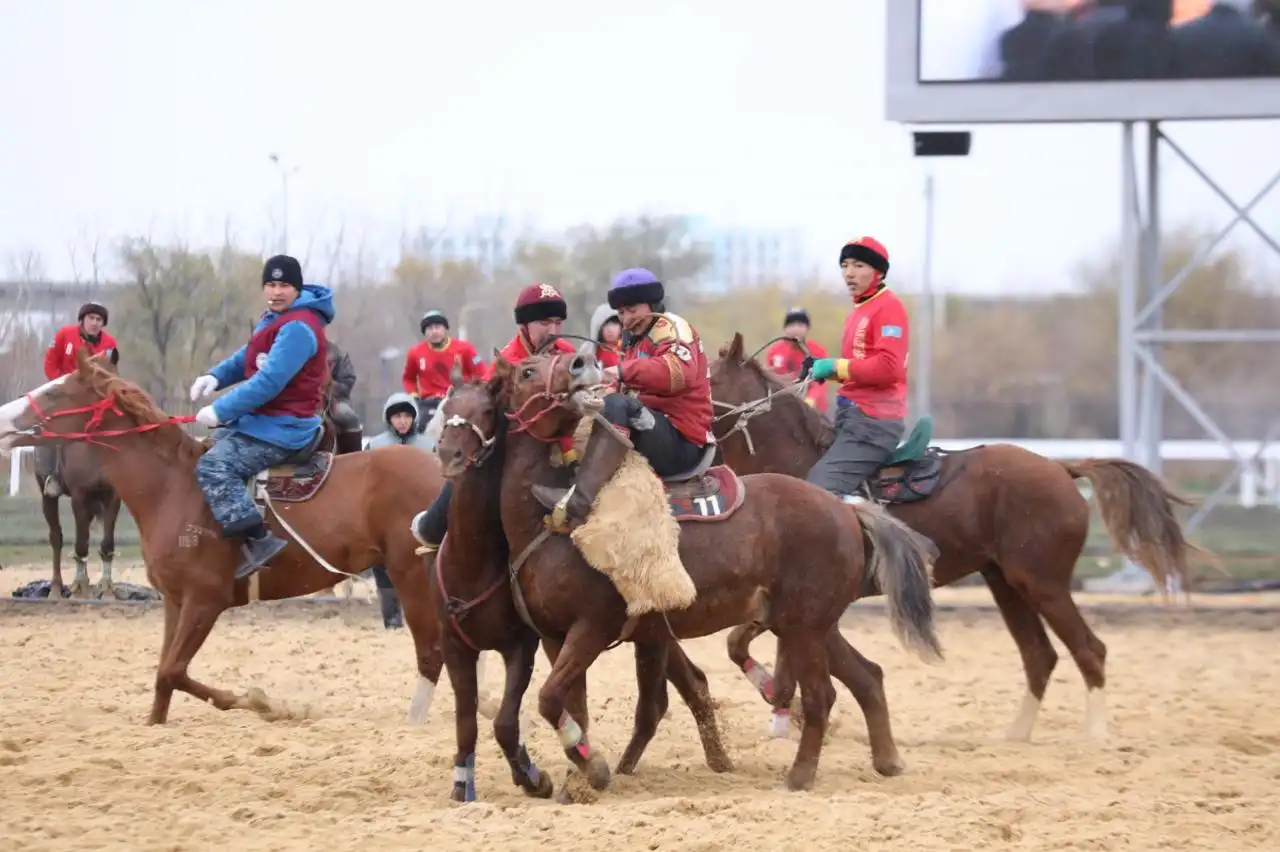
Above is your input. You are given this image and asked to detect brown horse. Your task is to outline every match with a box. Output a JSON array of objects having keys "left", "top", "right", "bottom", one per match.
[
  {"left": 0, "top": 350, "right": 455, "bottom": 726},
  {"left": 431, "top": 375, "right": 735, "bottom": 803},
  {"left": 709, "top": 332, "right": 1207, "bottom": 743},
  {"left": 478, "top": 347, "right": 940, "bottom": 794},
  {"left": 35, "top": 439, "right": 124, "bottom": 599}
]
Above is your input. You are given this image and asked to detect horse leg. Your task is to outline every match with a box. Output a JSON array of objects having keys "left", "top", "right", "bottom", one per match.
[
  {"left": 392, "top": 558, "right": 446, "bottom": 725},
  {"left": 41, "top": 492, "right": 64, "bottom": 599},
  {"left": 148, "top": 598, "right": 182, "bottom": 724},
  {"left": 662, "top": 641, "right": 734, "bottom": 772},
  {"left": 541, "top": 637, "right": 590, "bottom": 735},
  {"left": 615, "top": 641, "right": 669, "bottom": 775},
  {"left": 981, "top": 563, "right": 1059, "bottom": 742},
  {"left": 440, "top": 632, "right": 482, "bottom": 803},
  {"left": 97, "top": 492, "right": 122, "bottom": 600},
  {"left": 537, "top": 623, "right": 614, "bottom": 797},
  {"left": 1022, "top": 575, "right": 1109, "bottom": 741},
  {"left": 493, "top": 634, "right": 554, "bottom": 799},
  {"left": 825, "top": 628, "right": 904, "bottom": 776},
  {"left": 150, "top": 598, "right": 244, "bottom": 722},
  {"left": 68, "top": 492, "right": 93, "bottom": 599},
  {"left": 779, "top": 629, "right": 837, "bottom": 792},
  {"left": 727, "top": 622, "right": 796, "bottom": 736}
]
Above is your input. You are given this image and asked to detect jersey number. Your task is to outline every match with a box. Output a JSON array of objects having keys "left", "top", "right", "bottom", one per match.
[{"left": 692, "top": 495, "right": 721, "bottom": 516}]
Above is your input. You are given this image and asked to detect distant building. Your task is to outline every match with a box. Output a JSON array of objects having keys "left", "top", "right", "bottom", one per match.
[{"left": 685, "top": 218, "right": 814, "bottom": 291}]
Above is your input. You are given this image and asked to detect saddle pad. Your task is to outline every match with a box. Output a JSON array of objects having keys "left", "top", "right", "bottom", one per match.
[
  {"left": 665, "top": 465, "right": 746, "bottom": 522},
  {"left": 256, "top": 451, "right": 336, "bottom": 504}
]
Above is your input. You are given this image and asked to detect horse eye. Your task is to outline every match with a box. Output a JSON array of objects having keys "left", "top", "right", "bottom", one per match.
[{"left": 521, "top": 367, "right": 536, "bottom": 380}]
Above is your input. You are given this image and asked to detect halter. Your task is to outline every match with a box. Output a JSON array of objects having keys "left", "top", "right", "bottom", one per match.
[
  {"left": 21, "top": 391, "right": 196, "bottom": 451},
  {"left": 440, "top": 407, "right": 498, "bottom": 470},
  {"left": 504, "top": 354, "right": 577, "bottom": 440}
]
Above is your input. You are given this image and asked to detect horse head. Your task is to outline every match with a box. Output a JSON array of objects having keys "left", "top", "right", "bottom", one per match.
[
  {"left": 709, "top": 331, "right": 774, "bottom": 412},
  {"left": 437, "top": 377, "right": 505, "bottom": 478},
  {"left": 0, "top": 349, "right": 125, "bottom": 454},
  {"left": 494, "top": 342, "right": 604, "bottom": 443}
]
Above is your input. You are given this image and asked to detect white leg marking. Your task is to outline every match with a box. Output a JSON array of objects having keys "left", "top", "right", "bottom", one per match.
[
  {"left": 1085, "top": 687, "right": 1108, "bottom": 741},
  {"left": 1005, "top": 691, "right": 1042, "bottom": 742},
  {"left": 476, "top": 651, "right": 500, "bottom": 719},
  {"left": 407, "top": 676, "right": 436, "bottom": 724},
  {"left": 768, "top": 708, "right": 791, "bottom": 738}
]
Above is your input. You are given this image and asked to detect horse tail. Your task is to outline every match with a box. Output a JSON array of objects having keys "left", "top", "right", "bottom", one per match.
[
  {"left": 1062, "top": 459, "right": 1219, "bottom": 591},
  {"left": 850, "top": 501, "right": 944, "bottom": 663}
]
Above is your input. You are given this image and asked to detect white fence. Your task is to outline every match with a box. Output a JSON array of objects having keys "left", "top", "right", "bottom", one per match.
[{"left": 9, "top": 439, "right": 1280, "bottom": 506}]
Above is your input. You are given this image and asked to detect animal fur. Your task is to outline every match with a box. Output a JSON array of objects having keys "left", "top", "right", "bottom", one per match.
[{"left": 569, "top": 420, "right": 697, "bottom": 616}]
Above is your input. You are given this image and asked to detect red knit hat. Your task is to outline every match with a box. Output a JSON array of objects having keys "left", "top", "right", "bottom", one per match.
[
  {"left": 514, "top": 282, "right": 568, "bottom": 326},
  {"left": 839, "top": 237, "right": 890, "bottom": 276}
]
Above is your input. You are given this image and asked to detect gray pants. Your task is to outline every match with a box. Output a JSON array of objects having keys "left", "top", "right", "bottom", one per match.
[
  {"left": 34, "top": 444, "right": 59, "bottom": 479},
  {"left": 806, "top": 405, "right": 904, "bottom": 499},
  {"left": 195, "top": 431, "right": 300, "bottom": 537}
]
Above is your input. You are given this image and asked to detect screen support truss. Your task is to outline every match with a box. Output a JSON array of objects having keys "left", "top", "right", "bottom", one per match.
[{"left": 1118, "top": 121, "right": 1280, "bottom": 535}]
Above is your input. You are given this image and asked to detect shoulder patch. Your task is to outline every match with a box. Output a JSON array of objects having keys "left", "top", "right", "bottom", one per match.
[
  {"left": 881, "top": 325, "right": 903, "bottom": 338},
  {"left": 647, "top": 316, "right": 678, "bottom": 344}
]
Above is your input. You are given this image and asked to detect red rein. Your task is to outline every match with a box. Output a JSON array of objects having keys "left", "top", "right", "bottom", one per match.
[
  {"left": 25, "top": 391, "right": 196, "bottom": 450},
  {"left": 504, "top": 354, "right": 572, "bottom": 442}
]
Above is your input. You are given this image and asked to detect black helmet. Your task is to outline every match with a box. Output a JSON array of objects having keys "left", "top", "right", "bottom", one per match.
[{"left": 420, "top": 310, "right": 449, "bottom": 334}]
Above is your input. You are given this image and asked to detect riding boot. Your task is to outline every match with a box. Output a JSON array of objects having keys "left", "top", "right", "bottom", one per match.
[
  {"left": 336, "top": 428, "right": 364, "bottom": 455},
  {"left": 236, "top": 524, "right": 290, "bottom": 580},
  {"left": 370, "top": 565, "right": 404, "bottom": 629},
  {"left": 531, "top": 424, "right": 631, "bottom": 528},
  {"left": 42, "top": 476, "right": 63, "bottom": 499}
]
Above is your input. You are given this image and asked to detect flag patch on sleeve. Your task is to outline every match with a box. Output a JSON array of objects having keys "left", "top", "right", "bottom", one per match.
[{"left": 881, "top": 325, "right": 903, "bottom": 338}]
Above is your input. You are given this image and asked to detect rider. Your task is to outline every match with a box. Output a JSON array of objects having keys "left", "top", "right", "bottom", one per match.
[
  {"left": 763, "top": 307, "right": 831, "bottom": 413},
  {"left": 411, "top": 282, "right": 576, "bottom": 552},
  {"left": 588, "top": 302, "right": 623, "bottom": 369},
  {"left": 188, "top": 254, "right": 335, "bottom": 579},
  {"left": 326, "top": 339, "right": 363, "bottom": 454},
  {"left": 805, "top": 237, "right": 909, "bottom": 503},
  {"left": 366, "top": 391, "right": 430, "bottom": 629},
  {"left": 38, "top": 302, "right": 120, "bottom": 498},
  {"left": 403, "top": 310, "right": 484, "bottom": 433},
  {"left": 530, "top": 268, "right": 714, "bottom": 525}
]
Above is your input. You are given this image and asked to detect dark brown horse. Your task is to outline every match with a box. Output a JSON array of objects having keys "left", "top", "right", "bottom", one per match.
[
  {"left": 478, "top": 347, "right": 940, "bottom": 794},
  {"left": 0, "top": 350, "right": 455, "bottom": 726},
  {"left": 35, "top": 439, "right": 124, "bottom": 599},
  {"left": 431, "top": 375, "right": 735, "bottom": 803},
  {"left": 709, "top": 332, "right": 1208, "bottom": 743}
]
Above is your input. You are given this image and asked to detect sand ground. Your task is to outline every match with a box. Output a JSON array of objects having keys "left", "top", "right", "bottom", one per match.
[{"left": 1, "top": 563, "right": 1278, "bottom": 851}]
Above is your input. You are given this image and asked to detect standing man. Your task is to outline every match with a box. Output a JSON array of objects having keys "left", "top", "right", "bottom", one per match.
[
  {"left": 402, "top": 310, "right": 484, "bottom": 433},
  {"left": 763, "top": 307, "right": 831, "bottom": 413},
  {"left": 806, "top": 237, "right": 910, "bottom": 503},
  {"left": 188, "top": 254, "right": 335, "bottom": 579},
  {"left": 38, "top": 302, "right": 120, "bottom": 498}
]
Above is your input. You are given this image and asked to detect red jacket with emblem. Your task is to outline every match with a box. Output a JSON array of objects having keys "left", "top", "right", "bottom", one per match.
[
  {"left": 403, "top": 338, "right": 484, "bottom": 398},
  {"left": 764, "top": 337, "right": 831, "bottom": 412},
  {"left": 837, "top": 286, "right": 909, "bottom": 420},
  {"left": 486, "top": 332, "right": 577, "bottom": 380},
  {"left": 619, "top": 313, "right": 714, "bottom": 447},
  {"left": 244, "top": 308, "right": 329, "bottom": 417},
  {"left": 44, "top": 326, "right": 119, "bottom": 380}
]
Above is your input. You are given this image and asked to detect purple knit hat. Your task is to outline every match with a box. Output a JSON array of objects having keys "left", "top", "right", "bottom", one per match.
[{"left": 608, "top": 268, "right": 664, "bottom": 310}]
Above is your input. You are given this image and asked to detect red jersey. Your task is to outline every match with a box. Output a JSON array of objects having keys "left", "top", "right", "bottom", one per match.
[
  {"left": 619, "top": 313, "right": 714, "bottom": 447},
  {"left": 596, "top": 343, "right": 621, "bottom": 369},
  {"left": 403, "top": 337, "right": 484, "bottom": 399},
  {"left": 837, "top": 286, "right": 909, "bottom": 420},
  {"left": 764, "top": 337, "right": 831, "bottom": 413},
  {"left": 486, "top": 331, "right": 577, "bottom": 380},
  {"left": 44, "top": 325, "right": 119, "bottom": 380}
]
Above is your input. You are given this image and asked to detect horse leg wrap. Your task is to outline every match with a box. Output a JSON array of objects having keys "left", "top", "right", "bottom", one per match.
[
  {"left": 741, "top": 657, "right": 775, "bottom": 702},
  {"left": 514, "top": 744, "right": 542, "bottom": 787},
  {"left": 557, "top": 710, "right": 591, "bottom": 760},
  {"left": 452, "top": 753, "right": 476, "bottom": 803},
  {"left": 768, "top": 709, "right": 791, "bottom": 738}
]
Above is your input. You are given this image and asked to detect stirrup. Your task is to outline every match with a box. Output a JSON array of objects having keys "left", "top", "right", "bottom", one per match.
[{"left": 544, "top": 485, "right": 577, "bottom": 534}]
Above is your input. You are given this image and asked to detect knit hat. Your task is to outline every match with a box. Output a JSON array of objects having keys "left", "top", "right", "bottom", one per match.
[
  {"left": 607, "top": 268, "right": 664, "bottom": 310},
  {"left": 262, "top": 254, "right": 304, "bottom": 290},
  {"left": 514, "top": 282, "right": 568, "bottom": 325},
  {"left": 839, "top": 237, "right": 890, "bottom": 276},
  {"left": 783, "top": 307, "right": 810, "bottom": 328},
  {"left": 420, "top": 310, "right": 449, "bottom": 334},
  {"left": 78, "top": 302, "right": 109, "bottom": 325}
]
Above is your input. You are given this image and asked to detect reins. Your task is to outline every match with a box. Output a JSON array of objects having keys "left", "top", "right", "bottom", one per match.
[{"left": 23, "top": 391, "right": 196, "bottom": 450}]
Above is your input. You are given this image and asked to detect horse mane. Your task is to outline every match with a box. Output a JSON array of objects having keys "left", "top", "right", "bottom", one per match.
[
  {"left": 79, "top": 359, "right": 205, "bottom": 464},
  {"left": 741, "top": 357, "right": 835, "bottom": 452}
]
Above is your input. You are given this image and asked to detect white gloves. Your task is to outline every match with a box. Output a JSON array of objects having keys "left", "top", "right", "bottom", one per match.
[
  {"left": 189, "top": 375, "right": 218, "bottom": 402},
  {"left": 195, "top": 405, "right": 220, "bottom": 428}
]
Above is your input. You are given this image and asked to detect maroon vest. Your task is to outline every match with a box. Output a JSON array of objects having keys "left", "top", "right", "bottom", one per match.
[{"left": 243, "top": 308, "right": 329, "bottom": 417}]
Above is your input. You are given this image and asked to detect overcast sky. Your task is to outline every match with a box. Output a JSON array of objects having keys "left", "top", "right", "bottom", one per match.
[{"left": 2, "top": 0, "right": 1278, "bottom": 296}]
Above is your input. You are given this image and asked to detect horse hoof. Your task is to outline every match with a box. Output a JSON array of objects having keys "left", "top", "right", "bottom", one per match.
[
  {"left": 874, "top": 756, "right": 906, "bottom": 777},
  {"left": 585, "top": 754, "right": 611, "bottom": 791},
  {"left": 784, "top": 768, "right": 816, "bottom": 792},
  {"left": 529, "top": 771, "right": 554, "bottom": 799},
  {"left": 449, "top": 784, "right": 467, "bottom": 803},
  {"left": 554, "top": 785, "right": 573, "bottom": 805},
  {"left": 706, "top": 753, "right": 735, "bottom": 773}
]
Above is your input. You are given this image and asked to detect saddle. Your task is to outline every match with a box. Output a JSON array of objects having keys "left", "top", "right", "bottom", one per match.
[
  {"left": 861, "top": 416, "right": 944, "bottom": 505},
  {"left": 252, "top": 428, "right": 336, "bottom": 505},
  {"left": 660, "top": 446, "right": 746, "bottom": 523}
]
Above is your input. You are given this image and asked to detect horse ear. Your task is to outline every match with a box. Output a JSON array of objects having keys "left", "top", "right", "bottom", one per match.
[
  {"left": 75, "top": 347, "right": 94, "bottom": 377},
  {"left": 576, "top": 340, "right": 595, "bottom": 360},
  {"left": 449, "top": 361, "right": 464, "bottom": 389},
  {"left": 727, "top": 332, "right": 745, "bottom": 362}
]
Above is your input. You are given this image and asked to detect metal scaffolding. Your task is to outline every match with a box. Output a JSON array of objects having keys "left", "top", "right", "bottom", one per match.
[{"left": 1117, "top": 121, "right": 1280, "bottom": 536}]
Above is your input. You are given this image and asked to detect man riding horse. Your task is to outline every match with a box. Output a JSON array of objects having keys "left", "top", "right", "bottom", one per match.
[
  {"left": 38, "top": 302, "right": 119, "bottom": 498},
  {"left": 403, "top": 310, "right": 485, "bottom": 434},
  {"left": 764, "top": 307, "right": 831, "bottom": 413},
  {"left": 805, "top": 237, "right": 911, "bottom": 503},
  {"left": 412, "top": 282, "right": 577, "bottom": 551},
  {"left": 188, "top": 254, "right": 335, "bottom": 579},
  {"left": 326, "top": 339, "right": 363, "bottom": 453},
  {"left": 531, "top": 267, "right": 715, "bottom": 524}
]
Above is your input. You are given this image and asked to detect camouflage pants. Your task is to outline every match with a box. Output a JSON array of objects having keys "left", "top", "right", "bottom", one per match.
[{"left": 195, "top": 431, "right": 297, "bottom": 537}]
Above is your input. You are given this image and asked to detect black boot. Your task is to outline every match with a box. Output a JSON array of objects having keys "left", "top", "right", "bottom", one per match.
[
  {"left": 531, "top": 423, "right": 632, "bottom": 529},
  {"left": 236, "top": 525, "right": 290, "bottom": 580},
  {"left": 369, "top": 564, "right": 403, "bottom": 629}
]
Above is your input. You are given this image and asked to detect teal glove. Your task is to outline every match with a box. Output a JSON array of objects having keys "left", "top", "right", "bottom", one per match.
[{"left": 809, "top": 358, "right": 839, "bottom": 381}]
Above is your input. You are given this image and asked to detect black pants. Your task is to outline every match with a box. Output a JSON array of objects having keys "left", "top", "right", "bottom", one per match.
[
  {"left": 600, "top": 393, "right": 703, "bottom": 478},
  {"left": 806, "top": 404, "right": 903, "bottom": 498},
  {"left": 416, "top": 398, "right": 441, "bottom": 434},
  {"left": 420, "top": 480, "right": 453, "bottom": 546}
]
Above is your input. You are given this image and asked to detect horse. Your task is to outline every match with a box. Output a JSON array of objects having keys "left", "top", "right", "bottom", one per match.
[
  {"left": 477, "top": 346, "right": 941, "bottom": 794},
  {"left": 709, "top": 331, "right": 1209, "bottom": 743},
  {"left": 0, "top": 349, "right": 468, "bottom": 726},
  {"left": 431, "top": 375, "right": 735, "bottom": 803},
  {"left": 35, "top": 439, "right": 124, "bottom": 600}
]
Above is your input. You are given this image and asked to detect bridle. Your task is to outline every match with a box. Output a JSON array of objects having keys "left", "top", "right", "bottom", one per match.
[
  {"left": 711, "top": 336, "right": 816, "bottom": 457},
  {"left": 21, "top": 390, "right": 195, "bottom": 451},
  {"left": 504, "top": 353, "right": 581, "bottom": 441}
]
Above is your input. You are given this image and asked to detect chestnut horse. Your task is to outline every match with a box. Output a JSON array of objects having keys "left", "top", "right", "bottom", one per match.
[
  {"left": 478, "top": 348, "right": 940, "bottom": 794},
  {"left": 0, "top": 351, "right": 461, "bottom": 725},
  {"left": 709, "top": 332, "right": 1207, "bottom": 742},
  {"left": 432, "top": 376, "right": 734, "bottom": 803}
]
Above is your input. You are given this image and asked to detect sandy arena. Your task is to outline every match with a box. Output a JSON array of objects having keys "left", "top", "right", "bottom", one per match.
[{"left": 1, "top": 565, "right": 1278, "bottom": 852}]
